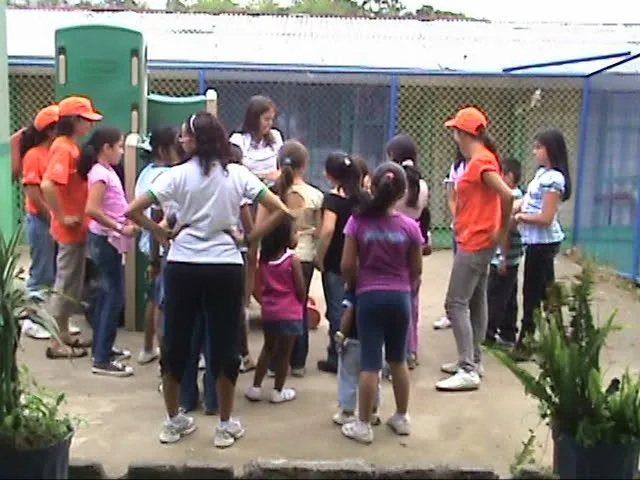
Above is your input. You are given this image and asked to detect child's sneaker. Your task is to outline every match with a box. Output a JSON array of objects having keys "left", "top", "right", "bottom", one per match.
[
  {"left": 386, "top": 413, "right": 411, "bottom": 435},
  {"left": 371, "top": 411, "right": 382, "bottom": 426},
  {"left": 198, "top": 354, "right": 205, "bottom": 370},
  {"left": 111, "top": 346, "right": 131, "bottom": 361},
  {"left": 433, "top": 316, "right": 452, "bottom": 330},
  {"left": 214, "top": 418, "right": 245, "bottom": 448},
  {"left": 159, "top": 413, "right": 196, "bottom": 444},
  {"left": 291, "top": 367, "right": 306, "bottom": 378},
  {"left": 436, "top": 369, "right": 481, "bottom": 391},
  {"left": 239, "top": 355, "right": 256, "bottom": 373},
  {"left": 441, "top": 361, "right": 485, "bottom": 377},
  {"left": 137, "top": 347, "right": 160, "bottom": 365},
  {"left": 267, "top": 369, "right": 276, "bottom": 378},
  {"left": 270, "top": 387, "right": 296, "bottom": 403},
  {"left": 332, "top": 410, "right": 357, "bottom": 426},
  {"left": 341, "top": 420, "right": 374, "bottom": 444},
  {"left": 92, "top": 360, "right": 134, "bottom": 378},
  {"left": 245, "top": 385, "right": 262, "bottom": 402},
  {"left": 407, "top": 353, "right": 419, "bottom": 370}
]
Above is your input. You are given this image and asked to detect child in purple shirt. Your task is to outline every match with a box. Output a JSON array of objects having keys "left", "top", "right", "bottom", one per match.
[{"left": 340, "top": 161, "right": 423, "bottom": 445}]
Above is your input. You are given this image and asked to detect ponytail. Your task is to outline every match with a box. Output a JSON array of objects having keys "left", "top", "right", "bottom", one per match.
[
  {"left": 77, "top": 144, "right": 99, "bottom": 181},
  {"left": 476, "top": 126, "right": 501, "bottom": 164},
  {"left": 358, "top": 162, "right": 407, "bottom": 217},
  {"left": 19, "top": 124, "right": 54, "bottom": 158},
  {"left": 340, "top": 157, "right": 369, "bottom": 208},
  {"left": 274, "top": 158, "right": 294, "bottom": 202},
  {"left": 400, "top": 159, "right": 422, "bottom": 209}
]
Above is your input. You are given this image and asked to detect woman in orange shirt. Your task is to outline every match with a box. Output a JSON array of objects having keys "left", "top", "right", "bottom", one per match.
[
  {"left": 41, "top": 96, "right": 103, "bottom": 359},
  {"left": 435, "top": 107, "right": 514, "bottom": 393}
]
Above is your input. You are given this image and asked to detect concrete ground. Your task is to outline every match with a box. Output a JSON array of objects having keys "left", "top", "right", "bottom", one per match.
[{"left": 16, "top": 250, "right": 640, "bottom": 478}]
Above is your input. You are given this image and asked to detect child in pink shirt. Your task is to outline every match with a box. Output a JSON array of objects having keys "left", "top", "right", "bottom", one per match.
[
  {"left": 80, "top": 126, "right": 139, "bottom": 378},
  {"left": 245, "top": 218, "right": 305, "bottom": 404}
]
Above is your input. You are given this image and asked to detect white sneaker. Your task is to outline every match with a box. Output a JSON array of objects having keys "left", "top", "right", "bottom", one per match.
[
  {"left": 245, "top": 386, "right": 262, "bottom": 402},
  {"left": 386, "top": 413, "right": 411, "bottom": 435},
  {"left": 333, "top": 410, "right": 357, "bottom": 426},
  {"left": 341, "top": 420, "right": 374, "bottom": 444},
  {"left": 159, "top": 413, "right": 196, "bottom": 444},
  {"left": 441, "top": 361, "right": 485, "bottom": 377},
  {"left": 214, "top": 418, "right": 245, "bottom": 448},
  {"left": 270, "top": 387, "right": 296, "bottom": 404},
  {"left": 69, "top": 323, "right": 81, "bottom": 336},
  {"left": 137, "top": 348, "right": 160, "bottom": 365},
  {"left": 198, "top": 354, "right": 206, "bottom": 370},
  {"left": 435, "top": 369, "right": 481, "bottom": 391},
  {"left": 22, "top": 320, "right": 51, "bottom": 340},
  {"left": 267, "top": 369, "right": 276, "bottom": 378},
  {"left": 433, "top": 316, "right": 452, "bottom": 330}
]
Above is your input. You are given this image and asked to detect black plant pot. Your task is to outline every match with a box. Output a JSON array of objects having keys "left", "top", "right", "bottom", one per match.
[
  {"left": 0, "top": 431, "right": 73, "bottom": 479},
  {"left": 553, "top": 429, "right": 640, "bottom": 479}
]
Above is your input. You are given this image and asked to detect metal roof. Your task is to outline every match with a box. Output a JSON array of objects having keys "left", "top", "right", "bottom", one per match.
[{"left": 6, "top": 8, "right": 640, "bottom": 75}]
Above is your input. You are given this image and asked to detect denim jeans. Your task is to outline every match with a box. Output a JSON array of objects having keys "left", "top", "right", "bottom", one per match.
[
  {"left": 180, "top": 312, "right": 218, "bottom": 412},
  {"left": 337, "top": 339, "right": 380, "bottom": 412},
  {"left": 321, "top": 270, "right": 345, "bottom": 367},
  {"left": 25, "top": 214, "right": 56, "bottom": 295},
  {"left": 88, "top": 233, "right": 124, "bottom": 365}
]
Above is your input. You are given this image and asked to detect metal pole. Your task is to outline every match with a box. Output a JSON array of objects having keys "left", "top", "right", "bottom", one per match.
[
  {"left": 387, "top": 75, "right": 399, "bottom": 141},
  {"left": 0, "top": 0, "right": 14, "bottom": 241},
  {"left": 572, "top": 78, "right": 592, "bottom": 247}
]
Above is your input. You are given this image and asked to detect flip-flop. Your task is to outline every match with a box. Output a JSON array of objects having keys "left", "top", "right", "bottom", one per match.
[
  {"left": 46, "top": 346, "right": 88, "bottom": 359},
  {"left": 63, "top": 337, "right": 92, "bottom": 348}
]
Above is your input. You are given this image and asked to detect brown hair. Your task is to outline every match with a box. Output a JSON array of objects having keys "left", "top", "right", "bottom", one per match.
[{"left": 274, "top": 139, "right": 309, "bottom": 201}]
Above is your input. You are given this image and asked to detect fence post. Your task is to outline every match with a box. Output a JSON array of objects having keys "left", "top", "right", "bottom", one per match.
[
  {"left": 198, "top": 70, "right": 206, "bottom": 95},
  {"left": 0, "top": 1, "right": 14, "bottom": 242},
  {"left": 572, "top": 77, "right": 592, "bottom": 247},
  {"left": 632, "top": 168, "right": 640, "bottom": 283},
  {"left": 123, "top": 133, "right": 141, "bottom": 331},
  {"left": 387, "top": 75, "right": 399, "bottom": 141}
]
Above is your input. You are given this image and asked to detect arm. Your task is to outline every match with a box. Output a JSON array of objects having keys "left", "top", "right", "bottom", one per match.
[
  {"left": 247, "top": 189, "right": 293, "bottom": 244},
  {"left": 41, "top": 179, "right": 78, "bottom": 226},
  {"left": 291, "top": 256, "right": 306, "bottom": 302},
  {"left": 339, "top": 304, "right": 354, "bottom": 337},
  {"left": 482, "top": 171, "right": 515, "bottom": 243},
  {"left": 313, "top": 209, "right": 322, "bottom": 239},
  {"left": 24, "top": 186, "right": 49, "bottom": 221},
  {"left": 516, "top": 192, "right": 561, "bottom": 227},
  {"left": 126, "top": 193, "right": 169, "bottom": 243},
  {"left": 239, "top": 204, "right": 254, "bottom": 235},
  {"left": 85, "top": 182, "right": 126, "bottom": 233},
  {"left": 446, "top": 186, "right": 456, "bottom": 218},
  {"left": 340, "top": 234, "right": 358, "bottom": 288},
  {"left": 408, "top": 242, "right": 423, "bottom": 283},
  {"left": 315, "top": 210, "right": 337, "bottom": 269}
]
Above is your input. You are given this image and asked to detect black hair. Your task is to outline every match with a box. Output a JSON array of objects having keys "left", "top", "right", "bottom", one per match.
[
  {"left": 534, "top": 127, "right": 572, "bottom": 202},
  {"left": 475, "top": 126, "right": 500, "bottom": 163},
  {"left": 386, "top": 133, "right": 422, "bottom": 208},
  {"left": 151, "top": 125, "right": 179, "bottom": 160},
  {"left": 274, "top": 139, "right": 308, "bottom": 202},
  {"left": 351, "top": 155, "right": 370, "bottom": 182},
  {"left": 324, "top": 152, "right": 369, "bottom": 206},
  {"left": 183, "top": 111, "right": 232, "bottom": 175},
  {"left": 56, "top": 115, "right": 82, "bottom": 138},
  {"left": 259, "top": 217, "right": 294, "bottom": 263},
  {"left": 229, "top": 143, "right": 243, "bottom": 164},
  {"left": 453, "top": 146, "right": 466, "bottom": 169},
  {"left": 19, "top": 123, "right": 56, "bottom": 158},
  {"left": 241, "top": 95, "right": 277, "bottom": 146},
  {"left": 77, "top": 126, "right": 123, "bottom": 181},
  {"left": 357, "top": 162, "right": 407, "bottom": 217},
  {"left": 501, "top": 156, "right": 522, "bottom": 185}
]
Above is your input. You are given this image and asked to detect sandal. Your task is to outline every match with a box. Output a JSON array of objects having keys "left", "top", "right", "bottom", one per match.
[
  {"left": 46, "top": 346, "right": 88, "bottom": 359},
  {"left": 63, "top": 336, "right": 92, "bottom": 348},
  {"left": 407, "top": 353, "right": 419, "bottom": 370}
]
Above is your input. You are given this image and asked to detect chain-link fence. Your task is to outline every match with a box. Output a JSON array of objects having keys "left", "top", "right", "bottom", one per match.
[
  {"left": 7, "top": 67, "right": 583, "bottom": 250},
  {"left": 575, "top": 55, "right": 640, "bottom": 281}
]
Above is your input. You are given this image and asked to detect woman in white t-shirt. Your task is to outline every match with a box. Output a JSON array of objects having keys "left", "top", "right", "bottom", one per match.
[
  {"left": 230, "top": 95, "right": 284, "bottom": 317},
  {"left": 126, "top": 111, "right": 291, "bottom": 449}
]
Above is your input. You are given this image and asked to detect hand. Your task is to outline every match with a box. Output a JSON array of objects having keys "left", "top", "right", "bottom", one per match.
[
  {"left": 334, "top": 331, "right": 345, "bottom": 354},
  {"left": 513, "top": 213, "right": 524, "bottom": 224},
  {"left": 498, "top": 258, "right": 507, "bottom": 276},
  {"left": 492, "top": 229, "right": 507, "bottom": 248},
  {"left": 62, "top": 215, "right": 81, "bottom": 227},
  {"left": 223, "top": 226, "right": 246, "bottom": 247},
  {"left": 122, "top": 225, "right": 139, "bottom": 237},
  {"left": 152, "top": 225, "right": 170, "bottom": 245}
]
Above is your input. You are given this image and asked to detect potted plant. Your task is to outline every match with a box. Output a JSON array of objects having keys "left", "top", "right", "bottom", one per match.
[
  {"left": 0, "top": 227, "right": 76, "bottom": 479},
  {"left": 493, "top": 265, "right": 640, "bottom": 480}
]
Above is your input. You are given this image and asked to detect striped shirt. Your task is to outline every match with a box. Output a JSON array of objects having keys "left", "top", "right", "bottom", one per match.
[
  {"left": 518, "top": 167, "right": 566, "bottom": 245},
  {"left": 491, "top": 188, "right": 524, "bottom": 267}
]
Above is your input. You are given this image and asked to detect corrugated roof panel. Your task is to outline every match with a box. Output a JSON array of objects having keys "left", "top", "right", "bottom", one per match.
[{"left": 6, "top": 8, "right": 640, "bottom": 74}]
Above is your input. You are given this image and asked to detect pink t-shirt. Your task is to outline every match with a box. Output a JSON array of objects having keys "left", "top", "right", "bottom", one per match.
[
  {"left": 344, "top": 213, "right": 423, "bottom": 294},
  {"left": 261, "top": 250, "right": 304, "bottom": 321},
  {"left": 87, "top": 163, "right": 128, "bottom": 236}
]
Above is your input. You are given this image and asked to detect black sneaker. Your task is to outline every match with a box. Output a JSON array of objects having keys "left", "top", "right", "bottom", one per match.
[
  {"left": 112, "top": 346, "right": 132, "bottom": 360},
  {"left": 317, "top": 359, "right": 338, "bottom": 374},
  {"left": 92, "top": 360, "right": 134, "bottom": 377}
]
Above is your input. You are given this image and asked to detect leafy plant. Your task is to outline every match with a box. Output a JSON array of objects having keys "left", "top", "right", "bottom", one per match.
[
  {"left": 493, "top": 264, "right": 640, "bottom": 448},
  {"left": 0, "top": 226, "right": 75, "bottom": 451}
]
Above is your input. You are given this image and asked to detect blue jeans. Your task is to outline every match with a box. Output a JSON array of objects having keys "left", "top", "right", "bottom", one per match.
[
  {"left": 180, "top": 312, "right": 218, "bottom": 412},
  {"left": 88, "top": 233, "right": 124, "bottom": 365},
  {"left": 321, "top": 270, "right": 345, "bottom": 366},
  {"left": 25, "top": 214, "right": 56, "bottom": 295},
  {"left": 337, "top": 339, "right": 380, "bottom": 412},
  {"left": 356, "top": 290, "right": 411, "bottom": 372}
]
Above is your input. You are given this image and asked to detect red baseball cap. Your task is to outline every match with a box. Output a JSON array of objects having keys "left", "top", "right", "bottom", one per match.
[
  {"left": 33, "top": 105, "right": 60, "bottom": 131},
  {"left": 58, "top": 96, "right": 103, "bottom": 121},
  {"left": 444, "top": 107, "right": 488, "bottom": 136}
]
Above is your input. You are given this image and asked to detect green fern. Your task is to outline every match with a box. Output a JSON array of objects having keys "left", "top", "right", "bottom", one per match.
[{"left": 491, "top": 263, "right": 640, "bottom": 448}]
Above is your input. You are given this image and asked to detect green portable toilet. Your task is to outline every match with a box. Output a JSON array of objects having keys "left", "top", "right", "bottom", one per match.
[{"left": 55, "top": 24, "right": 148, "bottom": 137}]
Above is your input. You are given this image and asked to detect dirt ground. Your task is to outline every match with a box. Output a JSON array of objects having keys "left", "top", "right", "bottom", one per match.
[{"left": 16, "top": 250, "right": 640, "bottom": 478}]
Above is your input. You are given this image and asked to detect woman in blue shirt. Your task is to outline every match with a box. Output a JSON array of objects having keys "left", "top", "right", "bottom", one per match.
[{"left": 512, "top": 128, "right": 572, "bottom": 360}]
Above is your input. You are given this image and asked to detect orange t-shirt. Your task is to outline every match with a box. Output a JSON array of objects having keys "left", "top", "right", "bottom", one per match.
[
  {"left": 454, "top": 146, "right": 502, "bottom": 253},
  {"left": 42, "top": 137, "right": 88, "bottom": 244},
  {"left": 22, "top": 145, "right": 50, "bottom": 216}
]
